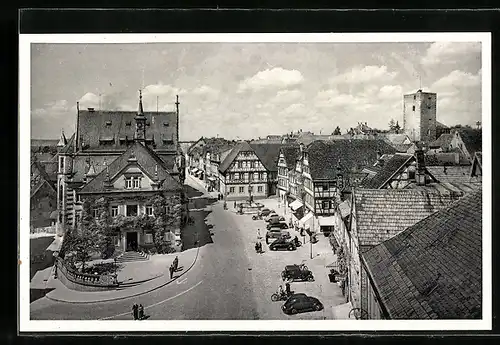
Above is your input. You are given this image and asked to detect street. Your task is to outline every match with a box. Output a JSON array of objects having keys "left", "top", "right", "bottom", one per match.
[{"left": 30, "top": 176, "right": 341, "bottom": 320}]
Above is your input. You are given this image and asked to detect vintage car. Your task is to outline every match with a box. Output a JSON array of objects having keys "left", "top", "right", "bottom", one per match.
[
  {"left": 259, "top": 208, "right": 274, "bottom": 217},
  {"left": 281, "top": 264, "right": 315, "bottom": 282},
  {"left": 265, "top": 229, "right": 291, "bottom": 244},
  {"left": 268, "top": 238, "right": 296, "bottom": 251},
  {"left": 266, "top": 221, "right": 289, "bottom": 230},
  {"left": 265, "top": 213, "right": 285, "bottom": 223},
  {"left": 282, "top": 294, "right": 323, "bottom": 315}
]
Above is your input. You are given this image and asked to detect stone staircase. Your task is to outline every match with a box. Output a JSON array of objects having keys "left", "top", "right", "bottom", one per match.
[{"left": 116, "top": 251, "right": 149, "bottom": 263}]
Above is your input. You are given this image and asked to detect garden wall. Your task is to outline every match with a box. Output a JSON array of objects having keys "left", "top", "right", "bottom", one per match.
[{"left": 55, "top": 257, "right": 119, "bottom": 292}]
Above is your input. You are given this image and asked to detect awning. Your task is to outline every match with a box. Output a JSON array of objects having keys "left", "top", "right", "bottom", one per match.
[
  {"left": 289, "top": 199, "right": 304, "bottom": 211},
  {"left": 318, "top": 216, "right": 335, "bottom": 227},
  {"left": 338, "top": 201, "right": 351, "bottom": 219},
  {"left": 299, "top": 212, "right": 314, "bottom": 228}
]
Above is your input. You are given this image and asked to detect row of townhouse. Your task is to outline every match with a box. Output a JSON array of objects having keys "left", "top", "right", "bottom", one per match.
[
  {"left": 334, "top": 149, "right": 483, "bottom": 319},
  {"left": 276, "top": 139, "right": 398, "bottom": 234}
]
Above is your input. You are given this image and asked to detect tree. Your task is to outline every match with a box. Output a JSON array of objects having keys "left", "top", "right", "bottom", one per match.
[
  {"left": 63, "top": 199, "right": 105, "bottom": 271},
  {"left": 333, "top": 126, "right": 341, "bottom": 135},
  {"left": 394, "top": 121, "right": 401, "bottom": 134},
  {"left": 151, "top": 193, "right": 170, "bottom": 254},
  {"left": 388, "top": 119, "right": 396, "bottom": 131}
]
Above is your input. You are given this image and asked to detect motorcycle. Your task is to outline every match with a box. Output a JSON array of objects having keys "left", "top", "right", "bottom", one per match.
[
  {"left": 252, "top": 214, "right": 263, "bottom": 220},
  {"left": 293, "top": 237, "right": 302, "bottom": 247},
  {"left": 271, "top": 288, "right": 293, "bottom": 302}
]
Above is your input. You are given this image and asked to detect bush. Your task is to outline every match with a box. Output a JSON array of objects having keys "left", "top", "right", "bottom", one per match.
[{"left": 100, "top": 238, "right": 115, "bottom": 259}]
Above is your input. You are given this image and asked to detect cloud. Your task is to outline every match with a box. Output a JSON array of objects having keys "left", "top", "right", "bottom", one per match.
[
  {"left": 378, "top": 85, "right": 403, "bottom": 100},
  {"left": 329, "top": 65, "right": 398, "bottom": 85},
  {"left": 192, "top": 85, "right": 220, "bottom": 97},
  {"left": 431, "top": 70, "right": 481, "bottom": 90},
  {"left": 314, "top": 89, "right": 358, "bottom": 108},
  {"left": 421, "top": 42, "right": 481, "bottom": 66},
  {"left": 237, "top": 67, "right": 304, "bottom": 93},
  {"left": 270, "top": 89, "right": 304, "bottom": 104}
]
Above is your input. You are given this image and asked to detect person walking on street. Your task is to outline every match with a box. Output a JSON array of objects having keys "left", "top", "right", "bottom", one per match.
[
  {"left": 173, "top": 256, "right": 179, "bottom": 271},
  {"left": 169, "top": 264, "right": 174, "bottom": 279},
  {"left": 138, "top": 304, "right": 144, "bottom": 320},
  {"left": 285, "top": 282, "right": 291, "bottom": 295},
  {"left": 234, "top": 201, "right": 237, "bottom": 209},
  {"left": 257, "top": 228, "right": 261, "bottom": 239},
  {"left": 132, "top": 304, "right": 138, "bottom": 320}
]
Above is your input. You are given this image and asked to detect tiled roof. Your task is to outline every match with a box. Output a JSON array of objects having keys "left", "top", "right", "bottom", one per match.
[
  {"left": 404, "top": 181, "right": 481, "bottom": 194},
  {"left": 281, "top": 145, "right": 300, "bottom": 169},
  {"left": 249, "top": 143, "right": 284, "bottom": 172},
  {"left": 59, "top": 133, "right": 76, "bottom": 154},
  {"left": 307, "top": 140, "right": 397, "bottom": 180},
  {"left": 426, "top": 166, "right": 474, "bottom": 184},
  {"left": 436, "top": 121, "right": 449, "bottom": 129},
  {"left": 179, "top": 142, "right": 195, "bottom": 155},
  {"left": 218, "top": 141, "right": 254, "bottom": 173},
  {"left": 360, "top": 154, "right": 414, "bottom": 189},
  {"left": 31, "top": 160, "right": 56, "bottom": 190},
  {"left": 425, "top": 152, "right": 470, "bottom": 166},
  {"left": 429, "top": 133, "right": 454, "bottom": 149},
  {"left": 362, "top": 189, "right": 482, "bottom": 319},
  {"left": 455, "top": 128, "right": 482, "bottom": 157},
  {"left": 354, "top": 189, "right": 463, "bottom": 248},
  {"left": 78, "top": 110, "right": 178, "bottom": 151},
  {"left": 392, "top": 143, "right": 413, "bottom": 153},
  {"left": 79, "top": 141, "right": 182, "bottom": 194},
  {"left": 202, "top": 138, "right": 236, "bottom": 156}
]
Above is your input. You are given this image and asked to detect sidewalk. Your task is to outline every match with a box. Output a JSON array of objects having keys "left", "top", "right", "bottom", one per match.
[
  {"left": 44, "top": 247, "right": 199, "bottom": 304},
  {"left": 185, "top": 173, "right": 220, "bottom": 200}
]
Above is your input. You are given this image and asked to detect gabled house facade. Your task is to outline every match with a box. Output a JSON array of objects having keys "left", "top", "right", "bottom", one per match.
[
  {"left": 77, "top": 141, "right": 184, "bottom": 252},
  {"left": 277, "top": 145, "right": 300, "bottom": 204},
  {"left": 218, "top": 141, "right": 269, "bottom": 200}
]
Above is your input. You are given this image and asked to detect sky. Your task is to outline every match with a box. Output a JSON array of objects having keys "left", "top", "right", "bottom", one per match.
[{"left": 30, "top": 41, "right": 482, "bottom": 141}]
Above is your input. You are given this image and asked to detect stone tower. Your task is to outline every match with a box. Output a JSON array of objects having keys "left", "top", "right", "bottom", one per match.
[{"left": 403, "top": 89, "right": 437, "bottom": 143}]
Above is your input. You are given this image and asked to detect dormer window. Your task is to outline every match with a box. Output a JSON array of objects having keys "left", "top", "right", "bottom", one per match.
[
  {"left": 163, "top": 122, "right": 170, "bottom": 127},
  {"left": 105, "top": 121, "right": 112, "bottom": 126},
  {"left": 125, "top": 176, "right": 141, "bottom": 189},
  {"left": 125, "top": 121, "right": 132, "bottom": 127}
]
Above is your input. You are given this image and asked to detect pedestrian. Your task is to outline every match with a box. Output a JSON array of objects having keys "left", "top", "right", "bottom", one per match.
[
  {"left": 132, "top": 303, "right": 138, "bottom": 320},
  {"left": 285, "top": 282, "right": 291, "bottom": 295},
  {"left": 257, "top": 228, "right": 261, "bottom": 239},
  {"left": 169, "top": 264, "right": 174, "bottom": 279},
  {"left": 173, "top": 256, "right": 179, "bottom": 271},
  {"left": 234, "top": 201, "right": 237, "bottom": 209},
  {"left": 138, "top": 304, "right": 144, "bottom": 320}
]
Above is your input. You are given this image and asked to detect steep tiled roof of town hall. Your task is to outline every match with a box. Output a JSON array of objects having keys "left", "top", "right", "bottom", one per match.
[
  {"left": 429, "top": 133, "right": 454, "bottom": 149},
  {"left": 362, "top": 189, "right": 482, "bottom": 319},
  {"left": 307, "top": 139, "right": 396, "bottom": 180},
  {"left": 78, "top": 110, "right": 178, "bottom": 151},
  {"left": 79, "top": 141, "right": 182, "bottom": 194},
  {"left": 353, "top": 188, "right": 463, "bottom": 248}
]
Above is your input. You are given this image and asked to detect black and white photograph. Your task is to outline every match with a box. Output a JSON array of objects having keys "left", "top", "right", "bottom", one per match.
[{"left": 19, "top": 33, "right": 491, "bottom": 332}]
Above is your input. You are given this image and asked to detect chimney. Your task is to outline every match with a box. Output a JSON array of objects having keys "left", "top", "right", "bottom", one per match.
[{"left": 415, "top": 148, "right": 427, "bottom": 186}]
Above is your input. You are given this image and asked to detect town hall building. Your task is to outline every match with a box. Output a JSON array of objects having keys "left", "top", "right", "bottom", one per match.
[{"left": 55, "top": 91, "right": 186, "bottom": 251}]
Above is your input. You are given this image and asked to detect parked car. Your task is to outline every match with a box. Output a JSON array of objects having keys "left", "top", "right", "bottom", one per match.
[
  {"left": 266, "top": 229, "right": 291, "bottom": 244},
  {"left": 269, "top": 238, "right": 296, "bottom": 251},
  {"left": 266, "top": 221, "right": 288, "bottom": 230},
  {"left": 282, "top": 294, "right": 324, "bottom": 315},
  {"left": 266, "top": 213, "right": 285, "bottom": 223},
  {"left": 281, "top": 264, "right": 315, "bottom": 282},
  {"left": 259, "top": 208, "right": 274, "bottom": 217}
]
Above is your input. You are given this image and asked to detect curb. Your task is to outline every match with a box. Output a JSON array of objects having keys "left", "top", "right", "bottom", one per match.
[{"left": 45, "top": 246, "right": 200, "bottom": 304}]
